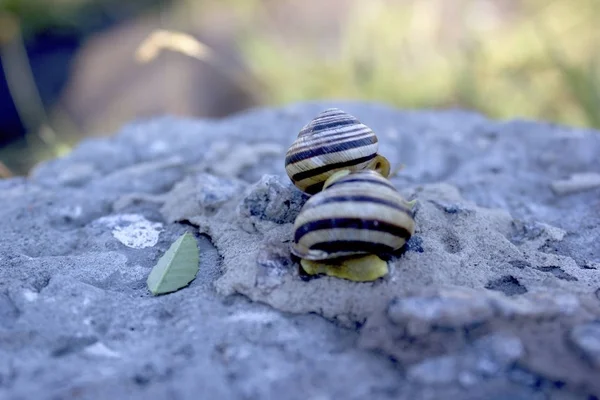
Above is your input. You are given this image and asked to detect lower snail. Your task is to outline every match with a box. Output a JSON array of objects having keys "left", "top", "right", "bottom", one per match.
[
  {"left": 291, "top": 170, "right": 416, "bottom": 279},
  {"left": 285, "top": 108, "right": 391, "bottom": 195}
]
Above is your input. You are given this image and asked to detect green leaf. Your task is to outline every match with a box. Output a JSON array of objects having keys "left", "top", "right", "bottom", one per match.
[{"left": 147, "top": 232, "right": 199, "bottom": 295}]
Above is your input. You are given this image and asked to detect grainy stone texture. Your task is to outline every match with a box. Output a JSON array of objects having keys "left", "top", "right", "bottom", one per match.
[{"left": 1, "top": 101, "right": 600, "bottom": 399}]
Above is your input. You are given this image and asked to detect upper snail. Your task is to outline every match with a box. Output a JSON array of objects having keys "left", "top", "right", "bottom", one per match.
[{"left": 285, "top": 108, "right": 391, "bottom": 195}]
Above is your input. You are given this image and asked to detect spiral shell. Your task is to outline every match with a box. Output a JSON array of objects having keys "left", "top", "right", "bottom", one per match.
[
  {"left": 291, "top": 170, "right": 416, "bottom": 261},
  {"left": 285, "top": 108, "right": 391, "bottom": 195}
]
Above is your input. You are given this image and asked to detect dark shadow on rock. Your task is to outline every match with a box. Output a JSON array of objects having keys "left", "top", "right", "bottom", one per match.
[{"left": 485, "top": 275, "right": 528, "bottom": 296}]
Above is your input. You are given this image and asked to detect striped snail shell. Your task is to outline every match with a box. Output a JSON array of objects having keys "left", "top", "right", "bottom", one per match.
[
  {"left": 285, "top": 108, "right": 391, "bottom": 195},
  {"left": 291, "top": 169, "right": 416, "bottom": 261}
]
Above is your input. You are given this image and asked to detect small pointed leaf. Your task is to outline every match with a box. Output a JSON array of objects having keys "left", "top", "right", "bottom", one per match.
[{"left": 147, "top": 232, "right": 199, "bottom": 295}]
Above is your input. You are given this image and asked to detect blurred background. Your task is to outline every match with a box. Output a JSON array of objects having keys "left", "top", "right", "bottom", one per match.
[{"left": 0, "top": 0, "right": 598, "bottom": 178}]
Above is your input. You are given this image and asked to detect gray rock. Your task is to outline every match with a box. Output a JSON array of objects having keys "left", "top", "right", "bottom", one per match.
[
  {"left": 1, "top": 101, "right": 600, "bottom": 399},
  {"left": 569, "top": 322, "right": 600, "bottom": 368},
  {"left": 237, "top": 175, "right": 309, "bottom": 225},
  {"left": 160, "top": 172, "right": 247, "bottom": 222},
  {"left": 407, "top": 333, "right": 523, "bottom": 385},
  {"left": 386, "top": 289, "right": 497, "bottom": 335},
  {"left": 255, "top": 241, "right": 296, "bottom": 292}
]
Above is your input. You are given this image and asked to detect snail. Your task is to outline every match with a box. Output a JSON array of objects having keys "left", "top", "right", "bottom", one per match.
[
  {"left": 285, "top": 108, "right": 391, "bottom": 195},
  {"left": 291, "top": 169, "right": 416, "bottom": 278}
]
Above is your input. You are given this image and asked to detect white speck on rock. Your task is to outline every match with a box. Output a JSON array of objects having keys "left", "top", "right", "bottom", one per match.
[
  {"left": 407, "top": 355, "right": 458, "bottom": 384},
  {"left": 149, "top": 140, "right": 169, "bottom": 154},
  {"left": 57, "top": 162, "right": 97, "bottom": 185},
  {"left": 570, "top": 322, "right": 600, "bottom": 367},
  {"left": 385, "top": 128, "right": 399, "bottom": 139},
  {"left": 550, "top": 172, "right": 600, "bottom": 195},
  {"left": 206, "top": 142, "right": 284, "bottom": 178},
  {"left": 84, "top": 342, "right": 121, "bottom": 358},
  {"left": 23, "top": 289, "right": 38, "bottom": 302},
  {"left": 458, "top": 371, "right": 478, "bottom": 387},
  {"left": 226, "top": 311, "right": 280, "bottom": 324},
  {"left": 59, "top": 205, "right": 83, "bottom": 219},
  {"left": 94, "top": 214, "right": 163, "bottom": 249}
]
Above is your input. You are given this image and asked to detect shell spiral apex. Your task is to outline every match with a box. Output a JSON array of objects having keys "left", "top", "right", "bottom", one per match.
[
  {"left": 291, "top": 169, "right": 416, "bottom": 261},
  {"left": 285, "top": 108, "right": 391, "bottom": 195}
]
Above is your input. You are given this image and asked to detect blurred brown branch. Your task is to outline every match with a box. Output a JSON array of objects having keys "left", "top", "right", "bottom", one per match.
[
  {"left": 0, "top": 12, "right": 57, "bottom": 143},
  {"left": 135, "top": 29, "right": 265, "bottom": 104},
  {"left": 0, "top": 160, "right": 14, "bottom": 178},
  {"left": 0, "top": 11, "right": 76, "bottom": 176}
]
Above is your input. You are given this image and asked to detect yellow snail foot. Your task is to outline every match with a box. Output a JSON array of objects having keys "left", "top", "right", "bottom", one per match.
[{"left": 300, "top": 254, "right": 388, "bottom": 282}]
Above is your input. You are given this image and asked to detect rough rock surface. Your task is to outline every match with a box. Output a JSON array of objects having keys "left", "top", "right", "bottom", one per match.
[{"left": 1, "top": 101, "right": 600, "bottom": 399}]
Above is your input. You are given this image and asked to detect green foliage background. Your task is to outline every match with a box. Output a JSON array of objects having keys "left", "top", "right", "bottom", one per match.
[
  {"left": 0, "top": 0, "right": 598, "bottom": 176},
  {"left": 231, "top": 0, "right": 599, "bottom": 129}
]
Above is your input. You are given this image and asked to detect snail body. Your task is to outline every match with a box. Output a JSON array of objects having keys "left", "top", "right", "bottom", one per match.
[
  {"left": 291, "top": 169, "right": 416, "bottom": 261},
  {"left": 285, "top": 108, "right": 391, "bottom": 195},
  {"left": 300, "top": 254, "right": 389, "bottom": 282}
]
